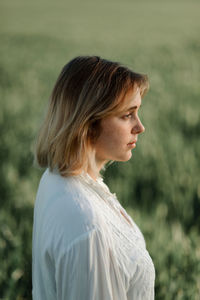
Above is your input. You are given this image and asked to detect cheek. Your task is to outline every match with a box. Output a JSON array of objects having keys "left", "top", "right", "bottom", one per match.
[
  {"left": 98, "top": 118, "right": 129, "bottom": 150},
  {"left": 99, "top": 129, "right": 115, "bottom": 146},
  {"left": 96, "top": 128, "right": 116, "bottom": 152},
  {"left": 101, "top": 128, "right": 126, "bottom": 149}
]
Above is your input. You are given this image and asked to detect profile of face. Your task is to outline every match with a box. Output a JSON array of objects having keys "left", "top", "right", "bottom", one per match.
[{"left": 93, "top": 88, "right": 145, "bottom": 169}]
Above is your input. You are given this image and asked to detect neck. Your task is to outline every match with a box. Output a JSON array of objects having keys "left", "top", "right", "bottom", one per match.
[
  {"left": 87, "top": 166, "right": 100, "bottom": 181},
  {"left": 87, "top": 170, "right": 98, "bottom": 181},
  {"left": 87, "top": 159, "right": 106, "bottom": 181}
]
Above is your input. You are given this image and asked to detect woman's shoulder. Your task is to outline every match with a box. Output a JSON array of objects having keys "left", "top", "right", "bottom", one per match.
[
  {"left": 34, "top": 168, "right": 105, "bottom": 247},
  {"left": 37, "top": 168, "right": 100, "bottom": 209}
]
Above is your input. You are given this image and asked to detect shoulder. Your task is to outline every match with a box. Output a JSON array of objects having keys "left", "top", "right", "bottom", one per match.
[{"left": 34, "top": 169, "right": 104, "bottom": 249}]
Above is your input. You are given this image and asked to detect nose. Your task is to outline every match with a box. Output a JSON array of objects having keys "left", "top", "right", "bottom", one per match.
[{"left": 131, "top": 117, "right": 145, "bottom": 134}]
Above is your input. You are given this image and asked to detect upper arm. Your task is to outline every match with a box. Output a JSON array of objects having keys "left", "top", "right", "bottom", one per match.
[{"left": 55, "top": 227, "right": 127, "bottom": 300}]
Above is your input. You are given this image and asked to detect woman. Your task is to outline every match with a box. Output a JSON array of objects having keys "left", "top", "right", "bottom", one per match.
[{"left": 32, "top": 56, "right": 155, "bottom": 300}]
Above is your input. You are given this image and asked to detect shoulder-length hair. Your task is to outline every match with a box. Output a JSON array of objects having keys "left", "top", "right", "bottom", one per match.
[{"left": 35, "top": 56, "right": 149, "bottom": 177}]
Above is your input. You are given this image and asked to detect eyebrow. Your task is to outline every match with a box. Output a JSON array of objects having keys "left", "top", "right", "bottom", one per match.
[
  {"left": 127, "top": 106, "right": 138, "bottom": 110},
  {"left": 116, "top": 104, "right": 142, "bottom": 115},
  {"left": 124, "top": 104, "right": 142, "bottom": 111}
]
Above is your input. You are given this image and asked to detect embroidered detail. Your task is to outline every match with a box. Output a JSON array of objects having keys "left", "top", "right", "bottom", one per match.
[{"left": 76, "top": 173, "right": 155, "bottom": 290}]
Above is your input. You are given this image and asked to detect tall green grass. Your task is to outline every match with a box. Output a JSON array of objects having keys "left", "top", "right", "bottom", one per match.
[{"left": 0, "top": 0, "right": 200, "bottom": 299}]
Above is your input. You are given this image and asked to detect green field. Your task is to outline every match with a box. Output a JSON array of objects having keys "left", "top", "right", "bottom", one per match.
[{"left": 0, "top": 0, "right": 200, "bottom": 299}]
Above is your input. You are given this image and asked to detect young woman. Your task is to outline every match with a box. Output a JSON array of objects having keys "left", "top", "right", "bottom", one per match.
[{"left": 32, "top": 56, "right": 155, "bottom": 300}]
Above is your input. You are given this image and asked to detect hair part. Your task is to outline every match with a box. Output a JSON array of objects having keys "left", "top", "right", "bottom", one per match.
[{"left": 34, "top": 56, "right": 149, "bottom": 177}]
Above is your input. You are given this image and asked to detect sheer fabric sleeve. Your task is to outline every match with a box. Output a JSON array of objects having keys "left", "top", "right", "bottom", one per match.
[{"left": 54, "top": 227, "right": 128, "bottom": 300}]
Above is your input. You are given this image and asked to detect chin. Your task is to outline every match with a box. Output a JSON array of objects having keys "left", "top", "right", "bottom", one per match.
[{"left": 117, "top": 152, "right": 132, "bottom": 162}]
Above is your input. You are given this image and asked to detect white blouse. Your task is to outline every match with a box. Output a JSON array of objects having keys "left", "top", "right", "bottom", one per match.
[{"left": 32, "top": 169, "right": 155, "bottom": 300}]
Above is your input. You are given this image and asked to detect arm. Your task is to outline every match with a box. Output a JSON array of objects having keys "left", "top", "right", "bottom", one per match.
[{"left": 55, "top": 227, "right": 127, "bottom": 300}]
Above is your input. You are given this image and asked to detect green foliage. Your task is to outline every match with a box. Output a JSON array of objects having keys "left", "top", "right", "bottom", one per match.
[
  {"left": 127, "top": 207, "right": 200, "bottom": 299},
  {"left": 0, "top": 0, "right": 200, "bottom": 299}
]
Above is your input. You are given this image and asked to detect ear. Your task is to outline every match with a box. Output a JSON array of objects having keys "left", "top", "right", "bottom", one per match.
[{"left": 87, "top": 120, "right": 101, "bottom": 143}]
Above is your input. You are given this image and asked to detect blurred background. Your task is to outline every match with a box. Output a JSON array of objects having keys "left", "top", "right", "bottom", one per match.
[{"left": 0, "top": 0, "right": 200, "bottom": 299}]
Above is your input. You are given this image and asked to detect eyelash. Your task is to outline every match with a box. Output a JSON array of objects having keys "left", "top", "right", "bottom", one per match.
[{"left": 123, "top": 113, "right": 134, "bottom": 119}]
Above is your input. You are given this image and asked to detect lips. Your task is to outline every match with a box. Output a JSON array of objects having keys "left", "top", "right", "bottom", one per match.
[{"left": 128, "top": 140, "right": 137, "bottom": 145}]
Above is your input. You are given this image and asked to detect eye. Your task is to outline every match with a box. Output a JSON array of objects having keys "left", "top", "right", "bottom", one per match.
[{"left": 123, "top": 112, "right": 133, "bottom": 119}]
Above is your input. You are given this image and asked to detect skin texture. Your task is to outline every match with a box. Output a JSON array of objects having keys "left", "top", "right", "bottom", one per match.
[{"left": 93, "top": 88, "right": 145, "bottom": 174}]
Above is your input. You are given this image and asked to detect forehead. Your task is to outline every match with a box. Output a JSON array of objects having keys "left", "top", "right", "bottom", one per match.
[{"left": 115, "top": 88, "right": 142, "bottom": 113}]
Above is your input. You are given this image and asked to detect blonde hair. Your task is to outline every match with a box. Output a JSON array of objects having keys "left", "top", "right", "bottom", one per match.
[{"left": 35, "top": 56, "right": 149, "bottom": 177}]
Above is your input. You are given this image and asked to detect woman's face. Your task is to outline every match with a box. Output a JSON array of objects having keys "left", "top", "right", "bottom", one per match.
[{"left": 94, "top": 88, "right": 145, "bottom": 169}]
